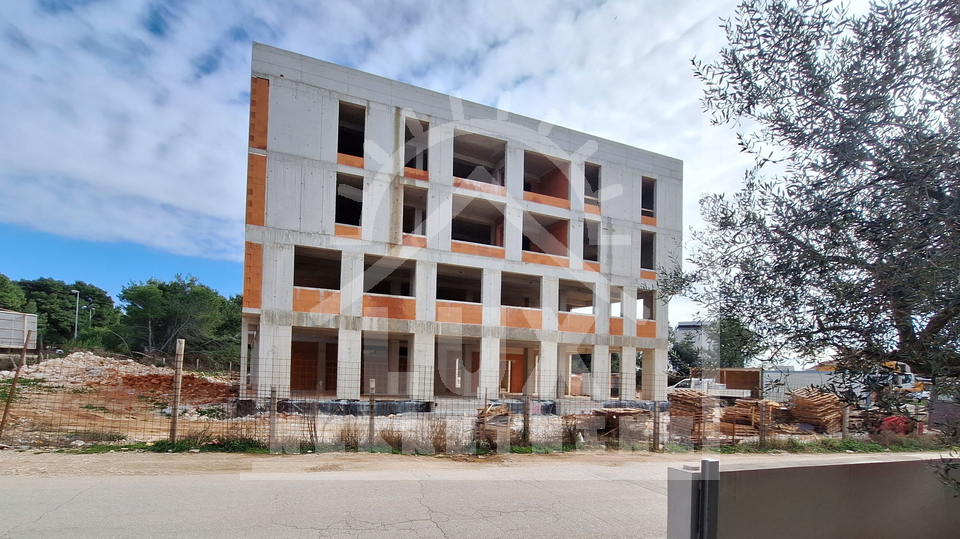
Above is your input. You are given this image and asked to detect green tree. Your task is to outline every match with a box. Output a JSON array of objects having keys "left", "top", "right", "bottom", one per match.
[
  {"left": 703, "top": 317, "right": 763, "bottom": 369},
  {"left": 17, "top": 278, "right": 117, "bottom": 343},
  {"left": 668, "top": 0, "right": 960, "bottom": 378},
  {"left": 118, "top": 275, "right": 239, "bottom": 359},
  {"left": 0, "top": 273, "right": 26, "bottom": 311},
  {"left": 668, "top": 330, "right": 700, "bottom": 379}
]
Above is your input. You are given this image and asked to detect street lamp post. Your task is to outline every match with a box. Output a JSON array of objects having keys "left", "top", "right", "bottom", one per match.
[{"left": 71, "top": 289, "right": 80, "bottom": 340}]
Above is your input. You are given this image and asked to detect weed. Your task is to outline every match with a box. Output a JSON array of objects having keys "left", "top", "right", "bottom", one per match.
[
  {"left": 196, "top": 405, "right": 225, "bottom": 420},
  {"left": 66, "top": 430, "right": 126, "bottom": 443},
  {"left": 0, "top": 378, "right": 46, "bottom": 401},
  {"left": 80, "top": 404, "right": 109, "bottom": 413}
]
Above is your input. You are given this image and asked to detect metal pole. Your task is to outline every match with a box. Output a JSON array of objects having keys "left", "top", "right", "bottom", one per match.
[
  {"left": 0, "top": 331, "right": 32, "bottom": 442},
  {"left": 169, "top": 339, "right": 184, "bottom": 443},
  {"left": 269, "top": 386, "right": 278, "bottom": 453},
  {"left": 698, "top": 458, "right": 720, "bottom": 539},
  {"left": 72, "top": 290, "right": 80, "bottom": 340}
]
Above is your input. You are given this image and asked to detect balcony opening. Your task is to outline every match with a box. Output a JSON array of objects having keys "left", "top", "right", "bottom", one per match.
[
  {"left": 523, "top": 151, "right": 570, "bottom": 201},
  {"left": 361, "top": 332, "right": 411, "bottom": 397},
  {"left": 451, "top": 196, "right": 505, "bottom": 246},
  {"left": 641, "top": 177, "right": 656, "bottom": 218},
  {"left": 404, "top": 118, "right": 429, "bottom": 172},
  {"left": 402, "top": 186, "right": 427, "bottom": 235},
  {"left": 437, "top": 264, "right": 482, "bottom": 303},
  {"left": 452, "top": 131, "right": 506, "bottom": 185},
  {"left": 610, "top": 286, "right": 623, "bottom": 317},
  {"left": 436, "top": 336, "right": 482, "bottom": 397},
  {"left": 338, "top": 102, "right": 365, "bottom": 158},
  {"left": 293, "top": 247, "right": 341, "bottom": 290},
  {"left": 638, "top": 290, "right": 656, "bottom": 320},
  {"left": 501, "top": 272, "right": 541, "bottom": 308},
  {"left": 558, "top": 280, "right": 593, "bottom": 314},
  {"left": 364, "top": 255, "right": 415, "bottom": 297},
  {"left": 583, "top": 220, "right": 599, "bottom": 262},
  {"left": 335, "top": 173, "right": 363, "bottom": 226},
  {"left": 522, "top": 212, "right": 568, "bottom": 257},
  {"left": 585, "top": 163, "right": 601, "bottom": 208},
  {"left": 640, "top": 231, "right": 655, "bottom": 270},
  {"left": 290, "top": 328, "right": 339, "bottom": 396},
  {"left": 500, "top": 342, "right": 539, "bottom": 396}
]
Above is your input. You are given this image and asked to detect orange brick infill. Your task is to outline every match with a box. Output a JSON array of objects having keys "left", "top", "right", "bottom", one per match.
[
  {"left": 242, "top": 242, "right": 263, "bottom": 309},
  {"left": 249, "top": 77, "right": 269, "bottom": 150}
]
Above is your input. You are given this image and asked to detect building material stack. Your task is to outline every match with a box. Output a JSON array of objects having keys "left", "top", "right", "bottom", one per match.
[
  {"left": 476, "top": 404, "right": 511, "bottom": 447},
  {"left": 789, "top": 387, "right": 842, "bottom": 433},
  {"left": 719, "top": 398, "right": 779, "bottom": 437},
  {"left": 668, "top": 389, "right": 720, "bottom": 444}
]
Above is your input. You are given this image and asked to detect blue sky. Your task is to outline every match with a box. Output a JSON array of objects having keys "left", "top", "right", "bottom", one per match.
[{"left": 2, "top": 0, "right": 842, "bottom": 317}]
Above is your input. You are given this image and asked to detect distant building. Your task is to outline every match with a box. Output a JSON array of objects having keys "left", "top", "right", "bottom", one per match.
[
  {"left": 0, "top": 308, "right": 38, "bottom": 352},
  {"left": 239, "top": 43, "right": 683, "bottom": 403},
  {"left": 675, "top": 321, "right": 712, "bottom": 352}
]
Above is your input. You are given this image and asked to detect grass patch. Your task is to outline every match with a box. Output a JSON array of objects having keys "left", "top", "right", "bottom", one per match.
[
  {"left": 80, "top": 404, "right": 109, "bottom": 413},
  {"left": 711, "top": 435, "right": 956, "bottom": 454},
  {"left": 147, "top": 437, "right": 269, "bottom": 454},
  {"left": 0, "top": 378, "right": 47, "bottom": 401}
]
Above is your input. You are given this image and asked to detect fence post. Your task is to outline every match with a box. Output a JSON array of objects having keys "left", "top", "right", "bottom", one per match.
[
  {"left": 368, "top": 378, "right": 376, "bottom": 450},
  {"left": 0, "top": 330, "right": 32, "bottom": 443},
  {"left": 522, "top": 396, "right": 531, "bottom": 447},
  {"left": 269, "top": 385, "right": 278, "bottom": 453},
  {"left": 169, "top": 339, "right": 184, "bottom": 443},
  {"left": 651, "top": 400, "right": 661, "bottom": 452},
  {"left": 841, "top": 404, "right": 850, "bottom": 439}
]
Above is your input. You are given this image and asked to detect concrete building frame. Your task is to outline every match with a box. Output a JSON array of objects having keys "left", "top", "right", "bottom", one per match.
[{"left": 240, "top": 43, "right": 682, "bottom": 406}]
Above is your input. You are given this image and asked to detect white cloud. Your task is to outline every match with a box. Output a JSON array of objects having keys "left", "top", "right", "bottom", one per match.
[{"left": 0, "top": 0, "right": 763, "bottom": 324}]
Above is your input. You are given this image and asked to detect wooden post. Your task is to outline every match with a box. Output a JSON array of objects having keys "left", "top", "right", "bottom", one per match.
[
  {"left": 368, "top": 379, "right": 376, "bottom": 450},
  {"left": 0, "top": 331, "right": 32, "bottom": 442},
  {"left": 169, "top": 339, "right": 185, "bottom": 443},
  {"left": 522, "top": 396, "right": 531, "bottom": 447},
  {"left": 651, "top": 401, "right": 661, "bottom": 452},
  {"left": 841, "top": 404, "right": 850, "bottom": 439},
  {"left": 759, "top": 401, "right": 767, "bottom": 446}
]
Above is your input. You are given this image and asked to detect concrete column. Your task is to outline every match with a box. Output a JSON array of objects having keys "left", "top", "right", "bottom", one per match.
[
  {"left": 410, "top": 332, "right": 435, "bottom": 400},
  {"left": 642, "top": 347, "right": 668, "bottom": 401},
  {"left": 504, "top": 144, "right": 524, "bottom": 201},
  {"left": 622, "top": 286, "right": 638, "bottom": 337},
  {"left": 463, "top": 342, "right": 476, "bottom": 397},
  {"left": 620, "top": 345, "right": 637, "bottom": 400},
  {"left": 416, "top": 260, "right": 437, "bottom": 322},
  {"left": 523, "top": 348, "right": 538, "bottom": 396},
  {"left": 430, "top": 124, "right": 454, "bottom": 186},
  {"left": 336, "top": 328, "right": 362, "bottom": 400},
  {"left": 239, "top": 318, "right": 253, "bottom": 398},
  {"left": 340, "top": 251, "right": 365, "bottom": 317},
  {"left": 482, "top": 269, "right": 501, "bottom": 326},
  {"left": 387, "top": 338, "right": 401, "bottom": 395},
  {"left": 542, "top": 277, "right": 559, "bottom": 331},
  {"left": 594, "top": 281, "right": 610, "bottom": 335},
  {"left": 319, "top": 95, "right": 339, "bottom": 163},
  {"left": 426, "top": 186, "right": 452, "bottom": 251},
  {"left": 590, "top": 344, "right": 611, "bottom": 401},
  {"left": 255, "top": 322, "right": 292, "bottom": 400},
  {"left": 261, "top": 242, "right": 294, "bottom": 311},
  {"left": 504, "top": 205, "right": 523, "bottom": 262},
  {"left": 538, "top": 341, "right": 559, "bottom": 399},
  {"left": 478, "top": 337, "right": 500, "bottom": 400},
  {"left": 364, "top": 102, "right": 395, "bottom": 174},
  {"left": 569, "top": 218, "right": 584, "bottom": 269},
  {"left": 363, "top": 174, "right": 393, "bottom": 244},
  {"left": 569, "top": 159, "right": 585, "bottom": 213}
]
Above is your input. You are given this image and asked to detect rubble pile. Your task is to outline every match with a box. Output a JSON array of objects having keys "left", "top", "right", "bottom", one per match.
[
  {"left": 0, "top": 351, "right": 173, "bottom": 385},
  {"left": 668, "top": 389, "right": 720, "bottom": 443},
  {"left": 789, "top": 387, "right": 842, "bottom": 433},
  {"left": 120, "top": 374, "right": 236, "bottom": 405}
]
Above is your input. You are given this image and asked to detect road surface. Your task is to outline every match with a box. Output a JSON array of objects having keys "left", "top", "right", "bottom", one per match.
[{"left": 0, "top": 450, "right": 944, "bottom": 538}]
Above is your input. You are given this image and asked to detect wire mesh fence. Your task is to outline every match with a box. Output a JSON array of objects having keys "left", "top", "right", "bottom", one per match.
[{"left": 1, "top": 349, "right": 893, "bottom": 454}]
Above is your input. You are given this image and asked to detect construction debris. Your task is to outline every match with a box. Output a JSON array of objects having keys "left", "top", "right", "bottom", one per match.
[
  {"left": 719, "top": 398, "right": 781, "bottom": 437},
  {"left": 668, "top": 389, "right": 720, "bottom": 443},
  {"left": 789, "top": 387, "right": 843, "bottom": 433},
  {"left": 476, "top": 404, "right": 511, "bottom": 447}
]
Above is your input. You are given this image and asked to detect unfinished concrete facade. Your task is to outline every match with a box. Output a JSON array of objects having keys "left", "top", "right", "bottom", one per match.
[{"left": 240, "top": 43, "right": 682, "bottom": 404}]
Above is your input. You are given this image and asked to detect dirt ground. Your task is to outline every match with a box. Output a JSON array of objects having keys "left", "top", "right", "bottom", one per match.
[{"left": 0, "top": 448, "right": 715, "bottom": 477}]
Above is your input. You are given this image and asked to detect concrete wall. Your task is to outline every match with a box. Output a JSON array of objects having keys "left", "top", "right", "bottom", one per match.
[{"left": 715, "top": 459, "right": 960, "bottom": 539}]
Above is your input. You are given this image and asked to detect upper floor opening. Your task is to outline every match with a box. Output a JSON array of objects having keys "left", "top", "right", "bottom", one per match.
[
  {"left": 436, "top": 264, "right": 482, "bottom": 303},
  {"left": 363, "top": 255, "right": 415, "bottom": 297},
  {"left": 335, "top": 173, "right": 363, "bottom": 227},
  {"left": 453, "top": 132, "right": 505, "bottom": 186},
  {"left": 404, "top": 118, "right": 429, "bottom": 173},
  {"left": 293, "top": 247, "right": 341, "bottom": 290},
  {"left": 524, "top": 151, "right": 570, "bottom": 204},
  {"left": 558, "top": 280, "right": 594, "bottom": 314},
  {"left": 501, "top": 272, "right": 541, "bottom": 308},
  {"left": 584, "top": 163, "right": 601, "bottom": 210},
  {"left": 452, "top": 196, "right": 505, "bottom": 247},
  {"left": 641, "top": 177, "right": 656, "bottom": 218},
  {"left": 337, "top": 102, "right": 365, "bottom": 159},
  {"left": 522, "top": 212, "right": 568, "bottom": 257}
]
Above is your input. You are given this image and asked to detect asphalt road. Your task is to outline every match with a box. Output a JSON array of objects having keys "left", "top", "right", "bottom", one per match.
[{"left": 0, "top": 451, "right": 943, "bottom": 538}]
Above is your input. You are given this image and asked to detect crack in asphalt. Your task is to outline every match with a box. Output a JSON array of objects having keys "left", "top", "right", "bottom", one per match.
[{"left": 1, "top": 479, "right": 103, "bottom": 538}]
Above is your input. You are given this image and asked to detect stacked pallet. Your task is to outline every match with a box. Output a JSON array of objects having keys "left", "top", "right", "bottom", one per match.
[
  {"left": 476, "top": 404, "right": 511, "bottom": 446},
  {"left": 789, "top": 387, "right": 842, "bottom": 433},
  {"left": 719, "top": 399, "right": 779, "bottom": 437},
  {"left": 668, "top": 389, "right": 720, "bottom": 442}
]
